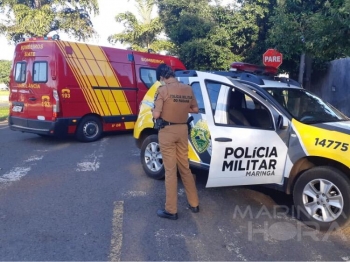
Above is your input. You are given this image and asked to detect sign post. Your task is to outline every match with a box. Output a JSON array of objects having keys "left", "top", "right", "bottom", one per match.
[{"left": 263, "top": 49, "right": 283, "bottom": 68}]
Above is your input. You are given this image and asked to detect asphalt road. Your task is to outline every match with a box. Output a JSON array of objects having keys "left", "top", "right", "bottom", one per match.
[{"left": 0, "top": 122, "right": 349, "bottom": 261}]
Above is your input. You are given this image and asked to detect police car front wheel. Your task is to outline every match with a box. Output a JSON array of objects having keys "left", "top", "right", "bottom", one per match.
[
  {"left": 293, "top": 166, "right": 350, "bottom": 230},
  {"left": 140, "top": 134, "right": 165, "bottom": 180}
]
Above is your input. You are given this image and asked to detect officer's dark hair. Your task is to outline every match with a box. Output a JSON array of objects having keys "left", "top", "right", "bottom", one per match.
[{"left": 156, "top": 63, "right": 175, "bottom": 81}]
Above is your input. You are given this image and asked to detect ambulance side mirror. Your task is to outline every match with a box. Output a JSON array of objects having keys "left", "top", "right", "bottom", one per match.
[{"left": 278, "top": 115, "right": 288, "bottom": 130}]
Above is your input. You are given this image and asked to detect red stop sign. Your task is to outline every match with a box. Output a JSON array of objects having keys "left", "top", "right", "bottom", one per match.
[{"left": 263, "top": 49, "right": 283, "bottom": 68}]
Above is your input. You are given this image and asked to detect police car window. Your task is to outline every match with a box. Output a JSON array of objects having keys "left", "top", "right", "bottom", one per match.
[
  {"left": 265, "top": 89, "right": 288, "bottom": 108},
  {"left": 140, "top": 68, "right": 156, "bottom": 88},
  {"left": 245, "top": 94, "right": 255, "bottom": 109},
  {"left": 226, "top": 88, "right": 273, "bottom": 130},
  {"left": 265, "top": 88, "right": 347, "bottom": 123},
  {"left": 15, "top": 62, "right": 26, "bottom": 83},
  {"left": 191, "top": 82, "right": 205, "bottom": 113},
  {"left": 205, "top": 81, "right": 221, "bottom": 111},
  {"left": 33, "top": 62, "right": 48, "bottom": 83}
]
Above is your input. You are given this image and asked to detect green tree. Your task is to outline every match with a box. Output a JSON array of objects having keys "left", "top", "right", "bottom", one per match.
[
  {"left": 157, "top": 0, "right": 278, "bottom": 70},
  {"left": 0, "top": 60, "right": 11, "bottom": 87},
  {"left": 157, "top": 0, "right": 211, "bottom": 46},
  {"left": 157, "top": 0, "right": 238, "bottom": 70},
  {"left": 108, "top": 0, "right": 172, "bottom": 52},
  {"left": 229, "top": 0, "right": 277, "bottom": 65},
  {"left": 267, "top": 0, "right": 350, "bottom": 78},
  {"left": 0, "top": 0, "right": 99, "bottom": 43},
  {"left": 310, "top": 0, "right": 350, "bottom": 60}
]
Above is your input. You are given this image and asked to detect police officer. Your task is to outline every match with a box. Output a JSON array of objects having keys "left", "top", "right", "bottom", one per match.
[{"left": 153, "top": 63, "right": 199, "bottom": 220}]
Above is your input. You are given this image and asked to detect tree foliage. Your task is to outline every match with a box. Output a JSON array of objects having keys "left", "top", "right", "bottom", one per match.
[
  {"left": 267, "top": 0, "right": 350, "bottom": 76},
  {"left": 0, "top": 0, "right": 348, "bottom": 80},
  {"left": 157, "top": 0, "right": 240, "bottom": 70},
  {"left": 108, "top": 0, "right": 172, "bottom": 52},
  {"left": 231, "top": 0, "right": 277, "bottom": 65},
  {"left": 0, "top": 0, "right": 99, "bottom": 43},
  {"left": 0, "top": 60, "right": 11, "bottom": 86},
  {"left": 156, "top": 0, "right": 278, "bottom": 70},
  {"left": 157, "top": 0, "right": 349, "bottom": 75},
  {"left": 310, "top": 0, "right": 350, "bottom": 59}
]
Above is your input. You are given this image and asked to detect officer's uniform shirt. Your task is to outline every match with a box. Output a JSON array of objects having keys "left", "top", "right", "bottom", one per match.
[{"left": 154, "top": 78, "right": 197, "bottom": 123}]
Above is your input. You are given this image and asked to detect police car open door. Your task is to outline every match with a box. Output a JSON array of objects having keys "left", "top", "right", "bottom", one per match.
[{"left": 196, "top": 72, "right": 290, "bottom": 188}]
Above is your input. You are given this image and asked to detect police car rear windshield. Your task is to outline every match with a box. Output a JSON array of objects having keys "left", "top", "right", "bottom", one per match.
[{"left": 264, "top": 88, "right": 348, "bottom": 124}]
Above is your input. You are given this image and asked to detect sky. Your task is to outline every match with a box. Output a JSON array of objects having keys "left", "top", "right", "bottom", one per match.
[{"left": 0, "top": 0, "right": 137, "bottom": 60}]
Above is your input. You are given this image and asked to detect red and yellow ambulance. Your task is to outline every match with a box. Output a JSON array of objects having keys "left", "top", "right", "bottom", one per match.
[{"left": 8, "top": 36, "right": 186, "bottom": 142}]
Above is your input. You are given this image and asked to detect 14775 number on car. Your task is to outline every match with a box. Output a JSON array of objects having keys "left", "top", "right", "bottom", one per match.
[{"left": 315, "top": 138, "right": 349, "bottom": 151}]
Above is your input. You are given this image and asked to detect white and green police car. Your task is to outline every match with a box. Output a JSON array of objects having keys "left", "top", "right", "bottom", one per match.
[{"left": 133, "top": 68, "right": 350, "bottom": 230}]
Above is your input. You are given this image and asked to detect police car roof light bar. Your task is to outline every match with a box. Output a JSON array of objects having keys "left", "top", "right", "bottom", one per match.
[
  {"left": 230, "top": 62, "right": 278, "bottom": 76},
  {"left": 210, "top": 71, "right": 265, "bottom": 85}
]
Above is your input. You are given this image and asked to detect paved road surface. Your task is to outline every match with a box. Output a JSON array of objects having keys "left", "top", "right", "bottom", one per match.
[{"left": 0, "top": 123, "right": 349, "bottom": 261}]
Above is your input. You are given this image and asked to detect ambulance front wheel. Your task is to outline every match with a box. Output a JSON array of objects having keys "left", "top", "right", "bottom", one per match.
[
  {"left": 76, "top": 115, "right": 102, "bottom": 142},
  {"left": 293, "top": 166, "right": 350, "bottom": 231},
  {"left": 140, "top": 134, "right": 165, "bottom": 180}
]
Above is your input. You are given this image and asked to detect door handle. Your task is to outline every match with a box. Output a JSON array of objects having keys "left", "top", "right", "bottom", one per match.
[
  {"left": 215, "top": 137, "right": 232, "bottom": 142},
  {"left": 29, "top": 97, "right": 37, "bottom": 101}
]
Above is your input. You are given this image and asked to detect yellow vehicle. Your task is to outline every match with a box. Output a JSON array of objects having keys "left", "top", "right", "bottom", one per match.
[{"left": 134, "top": 69, "right": 350, "bottom": 230}]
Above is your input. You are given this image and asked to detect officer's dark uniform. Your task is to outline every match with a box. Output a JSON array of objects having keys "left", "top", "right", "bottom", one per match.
[{"left": 154, "top": 78, "right": 199, "bottom": 215}]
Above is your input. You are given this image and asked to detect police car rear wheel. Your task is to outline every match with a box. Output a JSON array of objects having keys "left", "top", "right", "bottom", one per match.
[
  {"left": 76, "top": 116, "right": 102, "bottom": 142},
  {"left": 293, "top": 166, "right": 350, "bottom": 230},
  {"left": 141, "top": 134, "right": 165, "bottom": 180}
]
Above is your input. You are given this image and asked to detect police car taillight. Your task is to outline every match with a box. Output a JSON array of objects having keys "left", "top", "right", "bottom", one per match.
[{"left": 230, "top": 62, "right": 278, "bottom": 75}]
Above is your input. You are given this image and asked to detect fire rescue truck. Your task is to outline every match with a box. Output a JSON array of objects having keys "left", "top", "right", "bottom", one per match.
[
  {"left": 134, "top": 63, "right": 350, "bottom": 230},
  {"left": 8, "top": 35, "right": 186, "bottom": 142}
]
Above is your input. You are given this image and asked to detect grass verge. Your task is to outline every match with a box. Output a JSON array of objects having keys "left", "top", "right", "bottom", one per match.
[
  {"left": 0, "top": 106, "right": 9, "bottom": 122},
  {"left": 0, "top": 90, "right": 10, "bottom": 121},
  {"left": 0, "top": 90, "right": 9, "bottom": 96}
]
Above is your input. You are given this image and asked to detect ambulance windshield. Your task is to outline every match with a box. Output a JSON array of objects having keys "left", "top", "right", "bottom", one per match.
[{"left": 264, "top": 88, "right": 349, "bottom": 124}]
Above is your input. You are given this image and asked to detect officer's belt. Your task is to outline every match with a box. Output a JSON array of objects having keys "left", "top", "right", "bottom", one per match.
[{"left": 163, "top": 120, "right": 187, "bottom": 126}]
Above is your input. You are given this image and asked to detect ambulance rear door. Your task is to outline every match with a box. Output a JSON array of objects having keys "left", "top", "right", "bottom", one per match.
[
  {"left": 12, "top": 42, "right": 55, "bottom": 122},
  {"left": 196, "top": 72, "right": 290, "bottom": 188}
]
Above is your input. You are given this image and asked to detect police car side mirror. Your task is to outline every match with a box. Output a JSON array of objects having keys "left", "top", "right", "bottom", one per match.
[{"left": 278, "top": 115, "right": 288, "bottom": 130}]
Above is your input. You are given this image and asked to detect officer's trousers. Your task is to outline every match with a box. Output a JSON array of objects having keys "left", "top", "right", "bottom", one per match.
[{"left": 159, "top": 124, "right": 199, "bottom": 214}]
